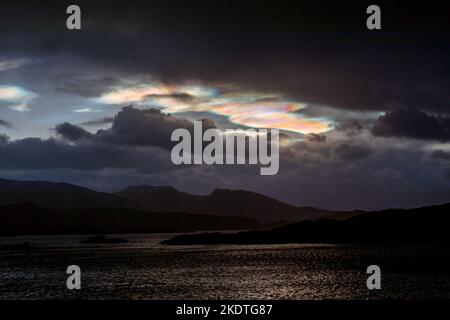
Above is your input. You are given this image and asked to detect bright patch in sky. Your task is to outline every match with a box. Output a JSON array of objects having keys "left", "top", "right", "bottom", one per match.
[
  {"left": 97, "top": 83, "right": 332, "bottom": 134},
  {"left": 0, "top": 85, "right": 37, "bottom": 112},
  {"left": 74, "top": 107, "right": 102, "bottom": 113},
  {"left": 0, "top": 58, "right": 29, "bottom": 72},
  {"left": 98, "top": 86, "right": 171, "bottom": 104}
]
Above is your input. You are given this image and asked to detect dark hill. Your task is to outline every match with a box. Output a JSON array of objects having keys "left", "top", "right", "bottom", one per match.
[
  {"left": 161, "top": 203, "right": 450, "bottom": 245},
  {"left": 0, "top": 202, "right": 261, "bottom": 236},
  {"left": 0, "top": 178, "right": 132, "bottom": 210}
]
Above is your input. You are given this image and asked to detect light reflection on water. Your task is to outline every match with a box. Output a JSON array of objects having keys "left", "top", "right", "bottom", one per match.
[{"left": 0, "top": 234, "right": 449, "bottom": 300}]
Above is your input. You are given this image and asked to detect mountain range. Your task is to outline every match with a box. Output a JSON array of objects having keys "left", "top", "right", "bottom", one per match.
[
  {"left": 2, "top": 177, "right": 448, "bottom": 241},
  {"left": 116, "top": 185, "right": 333, "bottom": 222}
]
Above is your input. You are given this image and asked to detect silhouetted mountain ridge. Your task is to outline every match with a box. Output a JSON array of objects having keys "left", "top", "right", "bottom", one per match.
[
  {"left": 117, "top": 185, "right": 333, "bottom": 222},
  {"left": 0, "top": 178, "right": 335, "bottom": 223},
  {"left": 0, "top": 178, "right": 133, "bottom": 210},
  {"left": 162, "top": 202, "right": 450, "bottom": 245}
]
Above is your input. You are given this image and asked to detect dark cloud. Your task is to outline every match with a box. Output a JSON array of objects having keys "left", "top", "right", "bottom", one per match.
[
  {"left": 333, "top": 143, "right": 372, "bottom": 161},
  {"left": 55, "top": 76, "right": 119, "bottom": 97},
  {"left": 306, "top": 133, "right": 327, "bottom": 143},
  {"left": 45, "top": 107, "right": 220, "bottom": 172},
  {"left": 0, "top": 108, "right": 200, "bottom": 173},
  {"left": 372, "top": 108, "right": 450, "bottom": 142},
  {"left": 80, "top": 117, "right": 115, "bottom": 127},
  {"left": 55, "top": 122, "right": 93, "bottom": 141},
  {"left": 57, "top": 106, "right": 218, "bottom": 150},
  {"left": 0, "top": 137, "right": 173, "bottom": 173},
  {"left": 0, "top": 134, "right": 10, "bottom": 144},
  {"left": 283, "top": 136, "right": 373, "bottom": 165},
  {"left": 145, "top": 93, "right": 197, "bottom": 103},
  {"left": 336, "top": 120, "right": 365, "bottom": 137},
  {"left": 443, "top": 167, "right": 450, "bottom": 180},
  {"left": 95, "top": 107, "right": 216, "bottom": 150},
  {"left": 0, "top": 119, "right": 12, "bottom": 128},
  {"left": 430, "top": 150, "right": 450, "bottom": 162}
]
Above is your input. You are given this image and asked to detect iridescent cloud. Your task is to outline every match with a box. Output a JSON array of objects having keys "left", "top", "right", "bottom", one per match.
[
  {"left": 0, "top": 58, "right": 29, "bottom": 72},
  {"left": 97, "top": 82, "right": 332, "bottom": 134},
  {"left": 0, "top": 85, "right": 37, "bottom": 112},
  {"left": 74, "top": 107, "right": 102, "bottom": 113}
]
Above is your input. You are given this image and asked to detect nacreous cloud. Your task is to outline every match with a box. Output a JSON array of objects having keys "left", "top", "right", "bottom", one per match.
[
  {"left": 97, "top": 82, "right": 333, "bottom": 135},
  {"left": 0, "top": 58, "right": 29, "bottom": 72},
  {"left": 0, "top": 85, "right": 37, "bottom": 112}
]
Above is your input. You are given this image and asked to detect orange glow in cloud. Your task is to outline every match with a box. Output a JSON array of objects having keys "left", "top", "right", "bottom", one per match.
[
  {"left": 97, "top": 83, "right": 333, "bottom": 134},
  {"left": 98, "top": 86, "right": 172, "bottom": 104},
  {"left": 208, "top": 102, "right": 330, "bottom": 134}
]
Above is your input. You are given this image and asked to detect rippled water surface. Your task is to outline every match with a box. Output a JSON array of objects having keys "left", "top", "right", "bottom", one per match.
[{"left": 1, "top": 234, "right": 449, "bottom": 299}]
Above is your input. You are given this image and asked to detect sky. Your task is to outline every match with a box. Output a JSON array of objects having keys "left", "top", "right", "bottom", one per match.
[{"left": 0, "top": 0, "right": 450, "bottom": 210}]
